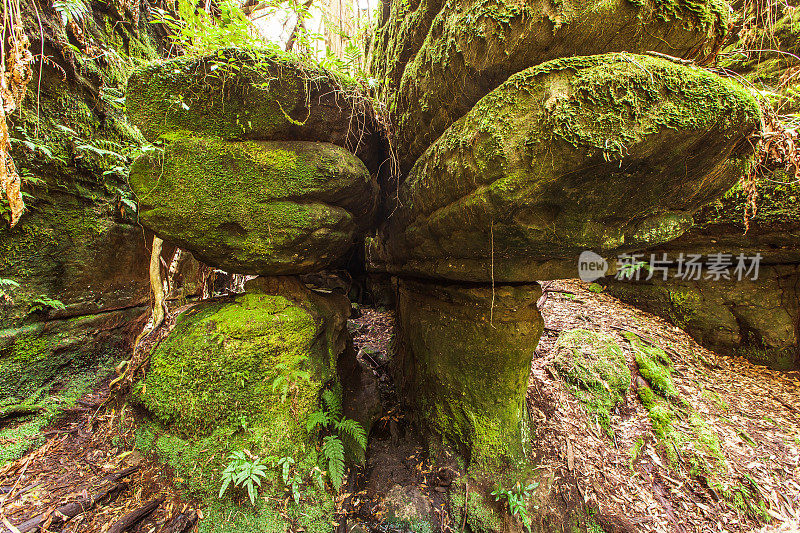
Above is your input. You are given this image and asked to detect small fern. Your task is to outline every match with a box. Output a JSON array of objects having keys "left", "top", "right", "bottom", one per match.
[
  {"left": 308, "top": 384, "right": 367, "bottom": 490},
  {"left": 322, "top": 435, "right": 345, "bottom": 489}
]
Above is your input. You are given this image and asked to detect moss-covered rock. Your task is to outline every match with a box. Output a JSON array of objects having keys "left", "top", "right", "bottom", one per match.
[
  {"left": 134, "top": 276, "right": 349, "bottom": 531},
  {"left": 375, "top": 0, "right": 731, "bottom": 169},
  {"left": 553, "top": 329, "right": 631, "bottom": 436},
  {"left": 607, "top": 265, "right": 800, "bottom": 369},
  {"left": 137, "top": 276, "right": 349, "bottom": 435},
  {"left": 395, "top": 279, "right": 543, "bottom": 464},
  {"left": 0, "top": 0, "right": 162, "bottom": 411},
  {"left": 368, "top": 53, "right": 761, "bottom": 282},
  {"left": 129, "top": 136, "right": 378, "bottom": 275},
  {"left": 126, "top": 48, "right": 384, "bottom": 171}
]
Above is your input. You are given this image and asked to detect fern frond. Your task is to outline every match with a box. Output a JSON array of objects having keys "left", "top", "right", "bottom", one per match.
[
  {"left": 335, "top": 418, "right": 367, "bottom": 451},
  {"left": 307, "top": 410, "right": 330, "bottom": 432},
  {"left": 322, "top": 387, "right": 342, "bottom": 421},
  {"left": 322, "top": 435, "right": 345, "bottom": 490}
]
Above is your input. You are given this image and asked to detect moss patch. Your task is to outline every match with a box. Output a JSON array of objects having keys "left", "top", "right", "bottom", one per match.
[
  {"left": 553, "top": 329, "right": 631, "bottom": 436},
  {"left": 129, "top": 136, "right": 377, "bottom": 276},
  {"left": 134, "top": 278, "right": 349, "bottom": 531}
]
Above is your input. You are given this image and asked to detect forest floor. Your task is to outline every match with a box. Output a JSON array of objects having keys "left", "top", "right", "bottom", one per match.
[{"left": 0, "top": 281, "right": 798, "bottom": 532}]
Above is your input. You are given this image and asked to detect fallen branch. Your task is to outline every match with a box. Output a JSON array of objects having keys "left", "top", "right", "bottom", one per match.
[
  {"left": 0, "top": 405, "right": 43, "bottom": 421},
  {"left": 160, "top": 509, "right": 197, "bottom": 533},
  {"left": 4, "top": 481, "right": 126, "bottom": 533},
  {"left": 107, "top": 497, "right": 164, "bottom": 533}
]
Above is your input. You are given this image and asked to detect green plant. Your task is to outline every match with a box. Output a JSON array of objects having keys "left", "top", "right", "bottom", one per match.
[
  {"left": 151, "top": 0, "right": 264, "bottom": 55},
  {"left": 307, "top": 385, "right": 367, "bottom": 490},
  {"left": 28, "top": 295, "right": 66, "bottom": 314},
  {"left": 219, "top": 450, "right": 268, "bottom": 505},
  {"left": 271, "top": 356, "right": 312, "bottom": 402},
  {"left": 587, "top": 282, "right": 604, "bottom": 293},
  {"left": 52, "top": 0, "right": 90, "bottom": 25},
  {"left": 491, "top": 482, "right": 538, "bottom": 532},
  {"left": 0, "top": 278, "right": 19, "bottom": 303},
  {"left": 275, "top": 456, "right": 302, "bottom": 504}
]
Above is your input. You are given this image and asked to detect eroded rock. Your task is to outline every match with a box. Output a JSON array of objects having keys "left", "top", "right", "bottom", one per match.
[
  {"left": 373, "top": 0, "right": 731, "bottom": 169},
  {"left": 130, "top": 136, "right": 378, "bottom": 275},
  {"left": 369, "top": 53, "right": 761, "bottom": 282},
  {"left": 395, "top": 279, "right": 543, "bottom": 463},
  {"left": 126, "top": 48, "right": 385, "bottom": 171}
]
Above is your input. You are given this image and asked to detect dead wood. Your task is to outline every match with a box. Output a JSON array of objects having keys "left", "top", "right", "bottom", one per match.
[{"left": 106, "top": 497, "right": 164, "bottom": 533}]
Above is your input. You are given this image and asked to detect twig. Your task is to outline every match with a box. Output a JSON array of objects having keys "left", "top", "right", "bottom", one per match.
[
  {"left": 4, "top": 481, "right": 126, "bottom": 533},
  {"left": 644, "top": 51, "right": 694, "bottom": 65},
  {"left": 107, "top": 497, "right": 164, "bottom": 533}
]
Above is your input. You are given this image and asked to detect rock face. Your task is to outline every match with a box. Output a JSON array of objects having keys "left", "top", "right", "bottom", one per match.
[
  {"left": 137, "top": 276, "right": 349, "bottom": 436},
  {"left": 368, "top": 54, "right": 761, "bottom": 282},
  {"left": 0, "top": 7, "right": 163, "bottom": 408},
  {"left": 135, "top": 276, "right": 348, "bottom": 530},
  {"left": 126, "top": 48, "right": 385, "bottom": 171},
  {"left": 371, "top": 0, "right": 730, "bottom": 169},
  {"left": 130, "top": 136, "right": 378, "bottom": 275},
  {"left": 605, "top": 179, "right": 800, "bottom": 369},
  {"left": 395, "top": 279, "right": 543, "bottom": 462}
]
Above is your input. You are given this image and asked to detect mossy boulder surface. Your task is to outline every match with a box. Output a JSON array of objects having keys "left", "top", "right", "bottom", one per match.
[
  {"left": 395, "top": 279, "right": 543, "bottom": 463},
  {"left": 134, "top": 277, "right": 349, "bottom": 531},
  {"left": 607, "top": 265, "right": 800, "bottom": 370},
  {"left": 137, "top": 276, "right": 349, "bottom": 436},
  {"left": 369, "top": 53, "right": 761, "bottom": 282},
  {"left": 126, "top": 48, "right": 383, "bottom": 170},
  {"left": 380, "top": 0, "right": 731, "bottom": 169},
  {"left": 130, "top": 136, "right": 378, "bottom": 275}
]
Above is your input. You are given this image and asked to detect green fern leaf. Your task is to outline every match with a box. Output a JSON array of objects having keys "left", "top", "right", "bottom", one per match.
[
  {"left": 307, "top": 410, "right": 330, "bottom": 432},
  {"left": 322, "top": 435, "right": 345, "bottom": 490},
  {"left": 335, "top": 418, "right": 367, "bottom": 451},
  {"left": 322, "top": 388, "right": 342, "bottom": 421}
]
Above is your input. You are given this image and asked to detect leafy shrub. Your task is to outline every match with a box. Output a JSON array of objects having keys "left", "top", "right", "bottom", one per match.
[{"left": 491, "top": 481, "right": 538, "bottom": 532}]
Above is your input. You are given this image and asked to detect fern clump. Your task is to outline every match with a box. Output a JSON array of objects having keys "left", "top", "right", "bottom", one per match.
[{"left": 307, "top": 385, "right": 367, "bottom": 490}]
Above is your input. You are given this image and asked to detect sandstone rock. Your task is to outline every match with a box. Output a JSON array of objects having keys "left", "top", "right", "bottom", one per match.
[
  {"left": 395, "top": 279, "right": 542, "bottom": 462},
  {"left": 126, "top": 48, "right": 385, "bottom": 171},
  {"left": 369, "top": 53, "right": 761, "bottom": 282},
  {"left": 605, "top": 177, "right": 800, "bottom": 370},
  {"left": 606, "top": 267, "right": 799, "bottom": 369},
  {"left": 372, "top": 0, "right": 731, "bottom": 169},
  {"left": 137, "top": 276, "right": 350, "bottom": 435},
  {"left": 130, "top": 136, "right": 378, "bottom": 276}
]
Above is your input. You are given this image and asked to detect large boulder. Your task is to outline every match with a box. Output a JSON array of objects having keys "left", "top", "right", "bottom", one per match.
[
  {"left": 395, "top": 279, "right": 543, "bottom": 463},
  {"left": 126, "top": 48, "right": 385, "bottom": 171},
  {"left": 371, "top": 0, "right": 731, "bottom": 169},
  {"left": 137, "top": 276, "right": 349, "bottom": 435},
  {"left": 134, "top": 276, "right": 349, "bottom": 530},
  {"left": 368, "top": 53, "right": 761, "bottom": 282},
  {"left": 130, "top": 135, "right": 378, "bottom": 275}
]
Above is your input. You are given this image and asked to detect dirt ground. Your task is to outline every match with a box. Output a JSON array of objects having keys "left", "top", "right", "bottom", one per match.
[{"left": 0, "top": 281, "right": 798, "bottom": 532}]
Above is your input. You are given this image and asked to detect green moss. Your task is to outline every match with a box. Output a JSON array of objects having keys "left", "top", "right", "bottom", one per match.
[
  {"left": 553, "top": 329, "right": 631, "bottom": 436},
  {"left": 636, "top": 382, "right": 676, "bottom": 440},
  {"left": 0, "top": 370, "right": 99, "bottom": 465},
  {"left": 125, "top": 48, "right": 368, "bottom": 144},
  {"left": 624, "top": 332, "right": 679, "bottom": 400},
  {"left": 133, "top": 282, "right": 348, "bottom": 530},
  {"left": 129, "top": 135, "right": 375, "bottom": 275},
  {"left": 137, "top": 290, "right": 340, "bottom": 437},
  {"left": 397, "top": 280, "right": 543, "bottom": 464}
]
